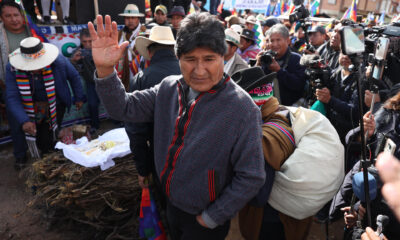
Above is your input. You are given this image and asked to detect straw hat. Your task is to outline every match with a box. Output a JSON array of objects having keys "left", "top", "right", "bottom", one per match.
[
  {"left": 225, "top": 28, "right": 241, "bottom": 47},
  {"left": 245, "top": 15, "right": 257, "bottom": 25},
  {"left": 230, "top": 24, "right": 243, "bottom": 35},
  {"left": 119, "top": 4, "right": 145, "bottom": 17},
  {"left": 9, "top": 37, "right": 59, "bottom": 71},
  {"left": 135, "top": 26, "right": 176, "bottom": 60}
]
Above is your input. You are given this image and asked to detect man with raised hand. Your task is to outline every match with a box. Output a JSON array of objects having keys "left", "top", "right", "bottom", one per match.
[{"left": 88, "top": 13, "right": 266, "bottom": 239}]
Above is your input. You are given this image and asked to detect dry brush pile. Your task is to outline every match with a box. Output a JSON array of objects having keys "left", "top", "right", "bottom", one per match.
[{"left": 25, "top": 151, "right": 142, "bottom": 240}]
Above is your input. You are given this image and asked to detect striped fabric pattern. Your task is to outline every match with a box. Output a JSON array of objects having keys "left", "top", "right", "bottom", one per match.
[
  {"left": 16, "top": 66, "right": 57, "bottom": 133},
  {"left": 264, "top": 121, "right": 295, "bottom": 146}
]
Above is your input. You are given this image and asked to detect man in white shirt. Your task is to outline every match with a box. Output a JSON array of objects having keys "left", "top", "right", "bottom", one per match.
[{"left": 224, "top": 28, "right": 248, "bottom": 76}]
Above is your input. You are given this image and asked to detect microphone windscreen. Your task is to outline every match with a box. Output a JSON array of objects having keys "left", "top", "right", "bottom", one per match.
[
  {"left": 299, "top": 54, "right": 320, "bottom": 66},
  {"left": 352, "top": 172, "right": 377, "bottom": 202}
]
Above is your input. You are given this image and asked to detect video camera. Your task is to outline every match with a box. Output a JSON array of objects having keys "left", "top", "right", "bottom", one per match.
[
  {"left": 300, "top": 54, "right": 331, "bottom": 104},
  {"left": 289, "top": 0, "right": 309, "bottom": 24}
]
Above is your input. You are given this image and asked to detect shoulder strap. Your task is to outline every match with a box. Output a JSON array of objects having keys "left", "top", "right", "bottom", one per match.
[{"left": 282, "top": 49, "right": 292, "bottom": 70}]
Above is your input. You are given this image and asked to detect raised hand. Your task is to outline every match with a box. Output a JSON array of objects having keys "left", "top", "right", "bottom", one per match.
[{"left": 88, "top": 15, "right": 129, "bottom": 78}]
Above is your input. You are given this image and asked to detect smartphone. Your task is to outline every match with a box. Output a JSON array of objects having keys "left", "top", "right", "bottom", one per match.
[
  {"left": 375, "top": 37, "right": 390, "bottom": 60},
  {"left": 384, "top": 138, "right": 397, "bottom": 155},
  {"left": 372, "top": 37, "right": 390, "bottom": 81},
  {"left": 340, "top": 26, "right": 365, "bottom": 55}
]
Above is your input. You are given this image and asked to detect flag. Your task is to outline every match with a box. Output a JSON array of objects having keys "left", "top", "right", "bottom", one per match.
[
  {"left": 231, "top": 8, "right": 237, "bottom": 16},
  {"left": 287, "top": 3, "right": 296, "bottom": 15},
  {"left": 145, "top": 0, "right": 150, "bottom": 9},
  {"left": 280, "top": 1, "right": 289, "bottom": 13},
  {"left": 217, "top": 0, "right": 224, "bottom": 14},
  {"left": 273, "top": 1, "right": 282, "bottom": 16},
  {"left": 265, "top": 3, "right": 273, "bottom": 16},
  {"left": 22, "top": 9, "right": 48, "bottom": 42},
  {"left": 341, "top": 0, "right": 357, "bottom": 22},
  {"left": 378, "top": 12, "right": 385, "bottom": 25},
  {"left": 253, "top": 21, "right": 265, "bottom": 48},
  {"left": 309, "top": 0, "right": 320, "bottom": 17},
  {"left": 139, "top": 188, "right": 167, "bottom": 240}
]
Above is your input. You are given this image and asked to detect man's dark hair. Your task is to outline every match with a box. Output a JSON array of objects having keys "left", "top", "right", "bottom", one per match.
[
  {"left": 0, "top": 0, "right": 21, "bottom": 16},
  {"left": 79, "top": 28, "right": 91, "bottom": 38},
  {"left": 175, "top": 12, "right": 226, "bottom": 58},
  {"left": 148, "top": 43, "right": 174, "bottom": 55},
  {"left": 226, "top": 41, "right": 237, "bottom": 49}
]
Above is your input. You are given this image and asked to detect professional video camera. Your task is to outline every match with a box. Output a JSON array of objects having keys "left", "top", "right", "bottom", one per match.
[
  {"left": 259, "top": 50, "right": 277, "bottom": 68},
  {"left": 289, "top": 0, "right": 309, "bottom": 24},
  {"left": 300, "top": 54, "right": 331, "bottom": 104}
]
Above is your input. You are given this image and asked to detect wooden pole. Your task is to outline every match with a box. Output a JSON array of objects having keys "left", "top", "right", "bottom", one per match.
[{"left": 94, "top": 0, "right": 99, "bottom": 17}]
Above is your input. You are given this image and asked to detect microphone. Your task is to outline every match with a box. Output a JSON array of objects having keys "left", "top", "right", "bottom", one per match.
[
  {"left": 352, "top": 172, "right": 378, "bottom": 202},
  {"left": 299, "top": 54, "right": 322, "bottom": 67},
  {"left": 376, "top": 215, "right": 389, "bottom": 238}
]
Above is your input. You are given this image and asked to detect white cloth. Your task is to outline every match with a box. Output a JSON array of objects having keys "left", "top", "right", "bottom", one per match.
[
  {"left": 224, "top": 56, "right": 235, "bottom": 74},
  {"left": 55, "top": 128, "right": 131, "bottom": 170},
  {"left": 268, "top": 107, "right": 345, "bottom": 219}
]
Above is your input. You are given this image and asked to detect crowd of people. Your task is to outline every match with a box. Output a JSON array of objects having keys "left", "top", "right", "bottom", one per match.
[{"left": 1, "top": 0, "right": 400, "bottom": 239}]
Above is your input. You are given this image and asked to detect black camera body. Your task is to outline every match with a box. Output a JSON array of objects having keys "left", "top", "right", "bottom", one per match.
[
  {"left": 260, "top": 50, "right": 277, "bottom": 67},
  {"left": 289, "top": 4, "right": 309, "bottom": 24},
  {"left": 305, "top": 66, "right": 331, "bottom": 90}
]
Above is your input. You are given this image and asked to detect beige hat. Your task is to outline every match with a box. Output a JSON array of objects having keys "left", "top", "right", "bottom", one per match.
[
  {"left": 9, "top": 37, "right": 59, "bottom": 71},
  {"left": 230, "top": 24, "right": 243, "bottom": 35},
  {"left": 225, "top": 28, "right": 241, "bottom": 47},
  {"left": 135, "top": 26, "right": 176, "bottom": 60},
  {"left": 119, "top": 4, "right": 145, "bottom": 17},
  {"left": 245, "top": 15, "right": 257, "bottom": 25}
]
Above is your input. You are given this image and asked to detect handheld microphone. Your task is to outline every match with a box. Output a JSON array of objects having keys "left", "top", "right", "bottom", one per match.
[
  {"left": 352, "top": 172, "right": 377, "bottom": 202},
  {"left": 376, "top": 215, "right": 389, "bottom": 239}
]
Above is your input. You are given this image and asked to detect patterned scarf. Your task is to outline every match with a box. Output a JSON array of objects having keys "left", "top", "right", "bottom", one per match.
[{"left": 16, "top": 66, "right": 57, "bottom": 134}]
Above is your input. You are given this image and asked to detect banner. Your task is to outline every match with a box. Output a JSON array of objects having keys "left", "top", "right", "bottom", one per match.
[{"left": 235, "top": 0, "right": 270, "bottom": 10}]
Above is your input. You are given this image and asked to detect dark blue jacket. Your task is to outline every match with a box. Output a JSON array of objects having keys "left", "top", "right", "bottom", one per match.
[
  {"left": 262, "top": 49, "right": 306, "bottom": 106},
  {"left": 326, "top": 69, "right": 362, "bottom": 142},
  {"left": 125, "top": 48, "right": 181, "bottom": 177},
  {"left": 5, "top": 54, "right": 84, "bottom": 125}
]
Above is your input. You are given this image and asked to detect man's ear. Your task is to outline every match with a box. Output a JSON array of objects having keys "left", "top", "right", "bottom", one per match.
[{"left": 286, "top": 37, "right": 291, "bottom": 45}]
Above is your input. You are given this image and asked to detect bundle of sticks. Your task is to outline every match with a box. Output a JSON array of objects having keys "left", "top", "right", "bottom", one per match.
[{"left": 25, "top": 151, "right": 142, "bottom": 239}]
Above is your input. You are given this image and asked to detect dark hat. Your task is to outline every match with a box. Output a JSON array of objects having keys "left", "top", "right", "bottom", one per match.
[
  {"left": 261, "top": 17, "right": 280, "bottom": 27},
  {"left": 168, "top": 6, "right": 185, "bottom": 17},
  {"left": 231, "top": 67, "right": 277, "bottom": 91},
  {"left": 308, "top": 25, "right": 326, "bottom": 35},
  {"left": 240, "top": 29, "right": 256, "bottom": 41}
]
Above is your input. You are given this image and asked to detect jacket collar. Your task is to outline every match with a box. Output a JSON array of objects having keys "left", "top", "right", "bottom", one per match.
[{"left": 150, "top": 48, "right": 177, "bottom": 65}]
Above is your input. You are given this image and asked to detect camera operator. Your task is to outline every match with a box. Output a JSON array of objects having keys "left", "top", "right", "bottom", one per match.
[
  {"left": 319, "top": 19, "right": 355, "bottom": 72},
  {"left": 308, "top": 25, "right": 326, "bottom": 53},
  {"left": 256, "top": 24, "right": 306, "bottom": 106},
  {"left": 316, "top": 53, "right": 362, "bottom": 143},
  {"left": 330, "top": 91, "right": 400, "bottom": 240}
]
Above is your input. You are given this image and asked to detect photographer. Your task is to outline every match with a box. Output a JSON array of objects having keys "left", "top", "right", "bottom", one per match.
[
  {"left": 319, "top": 20, "right": 351, "bottom": 72},
  {"left": 70, "top": 28, "right": 99, "bottom": 133},
  {"left": 330, "top": 91, "right": 400, "bottom": 240},
  {"left": 316, "top": 53, "right": 362, "bottom": 143},
  {"left": 256, "top": 24, "right": 306, "bottom": 106},
  {"left": 308, "top": 25, "right": 326, "bottom": 52}
]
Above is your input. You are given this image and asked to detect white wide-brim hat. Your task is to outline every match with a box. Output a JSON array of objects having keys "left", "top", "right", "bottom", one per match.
[
  {"left": 245, "top": 15, "right": 257, "bottom": 25},
  {"left": 135, "top": 26, "right": 176, "bottom": 60},
  {"left": 225, "top": 28, "right": 242, "bottom": 47},
  {"left": 9, "top": 37, "right": 59, "bottom": 71},
  {"left": 119, "top": 4, "right": 145, "bottom": 17}
]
